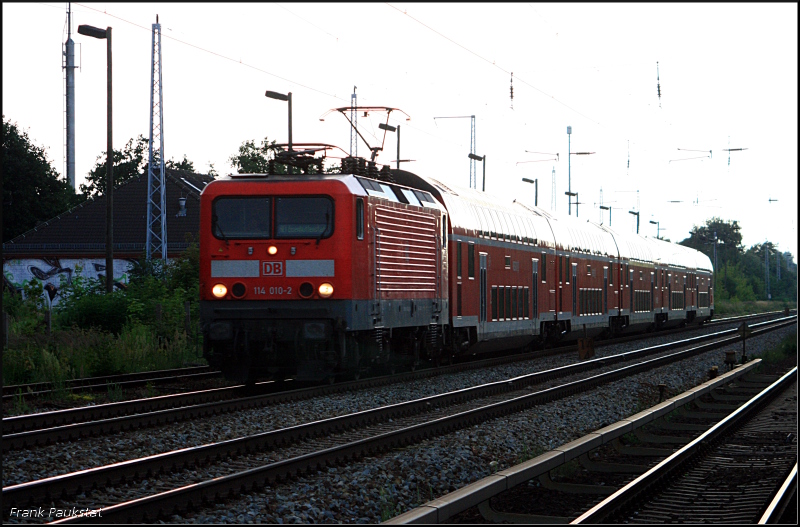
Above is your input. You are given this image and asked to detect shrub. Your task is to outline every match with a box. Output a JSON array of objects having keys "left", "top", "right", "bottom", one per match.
[{"left": 56, "top": 290, "right": 130, "bottom": 335}]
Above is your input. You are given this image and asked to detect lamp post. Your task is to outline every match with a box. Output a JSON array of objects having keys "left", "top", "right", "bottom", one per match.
[
  {"left": 522, "top": 178, "right": 538, "bottom": 206},
  {"left": 599, "top": 205, "right": 610, "bottom": 226},
  {"left": 629, "top": 210, "right": 640, "bottom": 234},
  {"left": 78, "top": 24, "right": 113, "bottom": 293},
  {"left": 469, "top": 153, "right": 486, "bottom": 191},
  {"left": 378, "top": 123, "right": 399, "bottom": 169},
  {"left": 649, "top": 220, "right": 661, "bottom": 239},
  {"left": 265, "top": 90, "right": 292, "bottom": 152}
]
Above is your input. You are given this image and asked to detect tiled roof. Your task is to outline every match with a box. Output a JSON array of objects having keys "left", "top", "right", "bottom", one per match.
[{"left": 3, "top": 169, "right": 214, "bottom": 257}]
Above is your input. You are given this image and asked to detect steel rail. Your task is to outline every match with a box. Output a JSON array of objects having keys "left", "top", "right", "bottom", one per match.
[
  {"left": 3, "top": 316, "right": 794, "bottom": 452},
  {"left": 24, "top": 318, "right": 794, "bottom": 523},
  {"left": 758, "top": 464, "right": 798, "bottom": 524},
  {"left": 572, "top": 366, "right": 798, "bottom": 524},
  {"left": 3, "top": 366, "right": 215, "bottom": 399}
]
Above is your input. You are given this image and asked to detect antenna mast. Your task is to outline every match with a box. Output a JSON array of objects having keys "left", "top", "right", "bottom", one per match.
[
  {"left": 146, "top": 14, "right": 167, "bottom": 262},
  {"left": 63, "top": 2, "right": 76, "bottom": 190}
]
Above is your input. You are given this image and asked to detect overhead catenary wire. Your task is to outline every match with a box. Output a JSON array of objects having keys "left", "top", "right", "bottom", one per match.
[{"left": 73, "top": 2, "right": 345, "bottom": 102}]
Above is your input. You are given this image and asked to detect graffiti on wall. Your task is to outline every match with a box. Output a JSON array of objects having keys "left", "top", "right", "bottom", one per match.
[{"left": 3, "top": 257, "right": 134, "bottom": 306}]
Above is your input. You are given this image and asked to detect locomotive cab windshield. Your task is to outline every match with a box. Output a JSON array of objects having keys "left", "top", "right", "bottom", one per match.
[{"left": 212, "top": 195, "right": 334, "bottom": 240}]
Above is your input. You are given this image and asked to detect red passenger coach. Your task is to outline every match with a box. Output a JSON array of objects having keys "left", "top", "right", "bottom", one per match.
[{"left": 200, "top": 161, "right": 448, "bottom": 383}]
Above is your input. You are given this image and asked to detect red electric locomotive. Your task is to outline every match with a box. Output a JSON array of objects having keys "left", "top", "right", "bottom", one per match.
[
  {"left": 200, "top": 151, "right": 448, "bottom": 383},
  {"left": 200, "top": 144, "right": 714, "bottom": 384}
]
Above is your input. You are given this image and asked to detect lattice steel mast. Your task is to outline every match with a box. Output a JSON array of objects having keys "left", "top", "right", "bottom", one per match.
[{"left": 146, "top": 15, "right": 167, "bottom": 262}]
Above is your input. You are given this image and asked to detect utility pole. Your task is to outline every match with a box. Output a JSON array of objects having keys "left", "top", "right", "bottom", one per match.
[
  {"left": 551, "top": 166, "right": 556, "bottom": 212},
  {"left": 656, "top": 61, "right": 662, "bottom": 109},
  {"left": 765, "top": 243, "right": 770, "bottom": 300},
  {"left": 350, "top": 86, "right": 357, "bottom": 157},
  {"left": 63, "top": 2, "right": 76, "bottom": 190}
]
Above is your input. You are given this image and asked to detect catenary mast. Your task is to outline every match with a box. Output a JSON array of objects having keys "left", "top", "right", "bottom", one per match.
[{"left": 146, "top": 15, "right": 167, "bottom": 262}]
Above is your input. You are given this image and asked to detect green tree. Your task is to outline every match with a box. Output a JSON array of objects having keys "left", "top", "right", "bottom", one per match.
[
  {"left": 228, "top": 136, "right": 281, "bottom": 174},
  {"left": 680, "top": 217, "right": 744, "bottom": 273},
  {"left": 81, "top": 134, "right": 149, "bottom": 197},
  {"left": 2, "top": 116, "right": 81, "bottom": 241},
  {"left": 81, "top": 134, "right": 196, "bottom": 197},
  {"left": 166, "top": 154, "right": 195, "bottom": 172}
]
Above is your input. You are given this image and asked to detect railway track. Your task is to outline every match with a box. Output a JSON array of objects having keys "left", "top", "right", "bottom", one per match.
[
  {"left": 2, "top": 366, "right": 219, "bottom": 402},
  {"left": 4, "top": 309, "right": 789, "bottom": 409},
  {"left": 389, "top": 367, "right": 796, "bottom": 524},
  {"left": 2, "top": 316, "right": 794, "bottom": 523},
  {"left": 573, "top": 368, "right": 797, "bottom": 524},
  {"left": 3, "top": 314, "right": 792, "bottom": 451}
]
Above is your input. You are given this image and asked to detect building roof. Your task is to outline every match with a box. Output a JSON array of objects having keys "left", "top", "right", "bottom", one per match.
[{"left": 3, "top": 169, "right": 213, "bottom": 258}]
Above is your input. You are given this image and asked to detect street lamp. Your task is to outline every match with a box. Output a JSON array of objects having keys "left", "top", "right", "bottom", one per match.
[
  {"left": 629, "top": 210, "right": 640, "bottom": 234},
  {"left": 378, "top": 123, "right": 400, "bottom": 170},
  {"left": 599, "top": 205, "right": 611, "bottom": 226},
  {"left": 468, "top": 153, "right": 486, "bottom": 191},
  {"left": 78, "top": 24, "right": 114, "bottom": 293},
  {"left": 522, "top": 178, "right": 538, "bottom": 206},
  {"left": 265, "top": 90, "right": 292, "bottom": 152},
  {"left": 649, "top": 220, "right": 661, "bottom": 239}
]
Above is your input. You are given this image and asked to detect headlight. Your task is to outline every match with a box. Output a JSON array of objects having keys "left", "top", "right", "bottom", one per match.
[
  {"left": 212, "top": 283, "right": 228, "bottom": 298},
  {"left": 268, "top": 245, "right": 278, "bottom": 255},
  {"left": 318, "top": 283, "right": 334, "bottom": 298}
]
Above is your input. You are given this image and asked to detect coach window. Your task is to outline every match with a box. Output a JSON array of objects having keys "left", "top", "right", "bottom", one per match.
[
  {"left": 505, "top": 286, "right": 512, "bottom": 318},
  {"left": 505, "top": 256, "right": 511, "bottom": 269},
  {"left": 498, "top": 286, "right": 505, "bottom": 319},
  {"left": 566, "top": 257, "right": 571, "bottom": 283},
  {"left": 468, "top": 243, "right": 475, "bottom": 279},
  {"left": 511, "top": 286, "right": 518, "bottom": 319},
  {"left": 492, "top": 286, "right": 498, "bottom": 320},
  {"left": 541, "top": 253, "right": 547, "bottom": 282},
  {"left": 356, "top": 198, "right": 364, "bottom": 240},
  {"left": 457, "top": 241, "right": 462, "bottom": 279}
]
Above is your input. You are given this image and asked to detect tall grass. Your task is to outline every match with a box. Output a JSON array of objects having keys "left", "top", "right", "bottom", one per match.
[
  {"left": 2, "top": 240, "right": 205, "bottom": 386},
  {"left": 714, "top": 299, "right": 796, "bottom": 317}
]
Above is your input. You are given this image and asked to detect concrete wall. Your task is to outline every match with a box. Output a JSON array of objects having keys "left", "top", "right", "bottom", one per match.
[{"left": 3, "top": 257, "right": 134, "bottom": 306}]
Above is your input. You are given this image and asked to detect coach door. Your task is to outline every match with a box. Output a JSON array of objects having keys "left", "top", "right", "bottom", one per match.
[
  {"left": 479, "top": 253, "right": 487, "bottom": 331},
  {"left": 531, "top": 258, "right": 539, "bottom": 320},
  {"left": 572, "top": 263, "right": 578, "bottom": 316}
]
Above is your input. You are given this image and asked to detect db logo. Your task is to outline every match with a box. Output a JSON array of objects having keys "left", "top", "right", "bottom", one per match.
[{"left": 262, "top": 261, "right": 284, "bottom": 276}]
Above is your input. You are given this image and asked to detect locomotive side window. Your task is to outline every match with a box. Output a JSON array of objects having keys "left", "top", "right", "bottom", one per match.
[
  {"left": 212, "top": 197, "right": 271, "bottom": 239},
  {"left": 356, "top": 198, "right": 364, "bottom": 240},
  {"left": 275, "top": 197, "right": 334, "bottom": 239}
]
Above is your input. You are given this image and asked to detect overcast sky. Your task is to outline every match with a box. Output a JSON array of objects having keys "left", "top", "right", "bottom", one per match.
[{"left": 3, "top": 2, "right": 797, "bottom": 260}]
